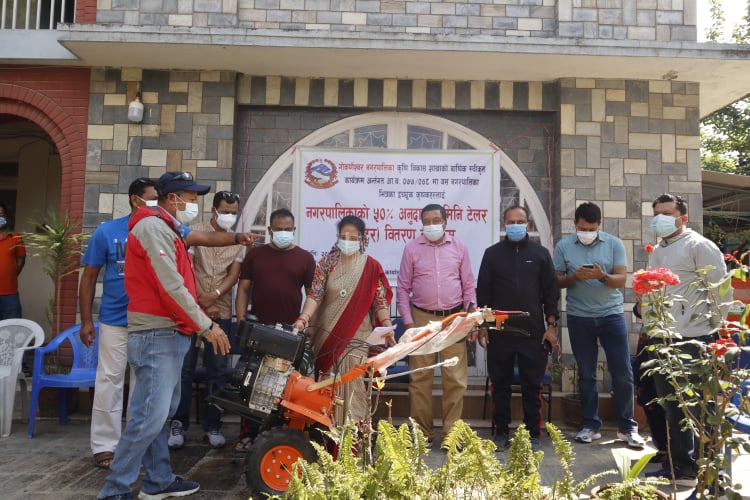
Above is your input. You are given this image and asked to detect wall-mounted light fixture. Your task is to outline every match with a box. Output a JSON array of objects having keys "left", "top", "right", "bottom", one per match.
[{"left": 128, "top": 92, "right": 144, "bottom": 123}]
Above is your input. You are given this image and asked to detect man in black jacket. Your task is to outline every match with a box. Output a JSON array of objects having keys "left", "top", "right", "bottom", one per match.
[{"left": 477, "top": 205, "right": 560, "bottom": 452}]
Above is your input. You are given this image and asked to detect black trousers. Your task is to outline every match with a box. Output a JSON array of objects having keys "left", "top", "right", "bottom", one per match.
[{"left": 487, "top": 332, "right": 547, "bottom": 438}]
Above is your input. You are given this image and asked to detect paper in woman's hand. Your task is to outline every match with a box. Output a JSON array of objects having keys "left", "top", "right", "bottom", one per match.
[{"left": 365, "top": 325, "right": 396, "bottom": 345}]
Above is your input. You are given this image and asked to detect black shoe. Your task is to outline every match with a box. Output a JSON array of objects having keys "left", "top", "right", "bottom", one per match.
[
  {"left": 644, "top": 465, "right": 696, "bottom": 481},
  {"left": 493, "top": 432, "right": 509, "bottom": 451},
  {"left": 649, "top": 450, "right": 668, "bottom": 464}
]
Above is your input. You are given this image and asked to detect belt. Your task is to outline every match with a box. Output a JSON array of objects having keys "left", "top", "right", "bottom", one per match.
[{"left": 412, "top": 303, "right": 464, "bottom": 317}]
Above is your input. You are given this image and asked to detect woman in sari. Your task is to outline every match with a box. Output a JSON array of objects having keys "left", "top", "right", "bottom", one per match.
[{"left": 293, "top": 215, "right": 393, "bottom": 424}]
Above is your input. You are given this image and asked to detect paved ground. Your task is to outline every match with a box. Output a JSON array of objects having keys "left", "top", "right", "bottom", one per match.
[{"left": 3, "top": 413, "right": 750, "bottom": 499}]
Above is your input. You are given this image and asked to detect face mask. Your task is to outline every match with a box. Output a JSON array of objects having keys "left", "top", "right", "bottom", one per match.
[
  {"left": 216, "top": 213, "right": 237, "bottom": 231},
  {"left": 173, "top": 195, "right": 199, "bottom": 225},
  {"left": 0, "top": 216, "right": 7, "bottom": 228},
  {"left": 651, "top": 214, "right": 679, "bottom": 238},
  {"left": 338, "top": 239, "right": 360, "bottom": 256},
  {"left": 272, "top": 230, "right": 294, "bottom": 249},
  {"left": 505, "top": 224, "right": 527, "bottom": 242},
  {"left": 137, "top": 196, "right": 158, "bottom": 208},
  {"left": 576, "top": 231, "right": 598, "bottom": 246},
  {"left": 423, "top": 224, "right": 444, "bottom": 242}
]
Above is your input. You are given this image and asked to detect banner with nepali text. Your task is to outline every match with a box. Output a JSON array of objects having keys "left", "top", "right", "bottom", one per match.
[{"left": 294, "top": 148, "right": 500, "bottom": 285}]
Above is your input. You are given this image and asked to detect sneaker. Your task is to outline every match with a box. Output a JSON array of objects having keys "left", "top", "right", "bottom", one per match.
[
  {"left": 137, "top": 477, "right": 200, "bottom": 500},
  {"left": 616, "top": 430, "right": 646, "bottom": 449},
  {"left": 206, "top": 430, "right": 226, "bottom": 449},
  {"left": 644, "top": 465, "right": 697, "bottom": 481},
  {"left": 530, "top": 437, "right": 542, "bottom": 452},
  {"left": 575, "top": 428, "right": 602, "bottom": 444},
  {"left": 99, "top": 495, "right": 134, "bottom": 500},
  {"left": 167, "top": 420, "right": 184, "bottom": 450},
  {"left": 493, "top": 432, "right": 509, "bottom": 451}
]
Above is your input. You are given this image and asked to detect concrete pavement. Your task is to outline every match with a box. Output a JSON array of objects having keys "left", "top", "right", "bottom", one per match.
[{"left": 3, "top": 413, "right": 750, "bottom": 499}]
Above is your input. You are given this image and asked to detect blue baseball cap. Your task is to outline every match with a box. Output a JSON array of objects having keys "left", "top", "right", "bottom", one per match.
[{"left": 155, "top": 171, "right": 210, "bottom": 196}]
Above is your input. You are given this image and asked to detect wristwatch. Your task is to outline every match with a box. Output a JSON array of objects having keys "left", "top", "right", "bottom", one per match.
[
  {"left": 548, "top": 321, "right": 558, "bottom": 328},
  {"left": 599, "top": 274, "right": 609, "bottom": 284}
]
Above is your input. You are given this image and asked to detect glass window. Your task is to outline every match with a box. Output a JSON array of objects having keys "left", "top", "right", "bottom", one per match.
[
  {"left": 407, "top": 125, "right": 442, "bottom": 149},
  {"left": 353, "top": 125, "right": 387, "bottom": 148}
]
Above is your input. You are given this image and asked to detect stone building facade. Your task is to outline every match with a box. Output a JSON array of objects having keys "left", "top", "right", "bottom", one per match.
[{"left": 0, "top": 0, "right": 746, "bottom": 360}]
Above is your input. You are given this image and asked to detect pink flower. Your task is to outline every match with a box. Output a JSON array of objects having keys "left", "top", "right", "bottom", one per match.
[
  {"left": 644, "top": 244, "right": 654, "bottom": 254},
  {"left": 633, "top": 268, "right": 680, "bottom": 294}
]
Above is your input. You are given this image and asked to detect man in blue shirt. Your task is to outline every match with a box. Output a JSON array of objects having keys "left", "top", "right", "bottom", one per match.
[
  {"left": 553, "top": 202, "right": 645, "bottom": 448},
  {"left": 80, "top": 178, "right": 160, "bottom": 470}
]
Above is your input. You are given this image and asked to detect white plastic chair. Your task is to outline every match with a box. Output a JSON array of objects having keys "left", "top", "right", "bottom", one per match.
[{"left": 0, "top": 319, "right": 45, "bottom": 437}]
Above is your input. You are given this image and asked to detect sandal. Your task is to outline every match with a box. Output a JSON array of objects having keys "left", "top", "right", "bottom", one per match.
[
  {"left": 234, "top": 437, "right": 252, "bottom": 453},
  {"left": 94, "top": 451, "right": 114, "bottom": 469}
]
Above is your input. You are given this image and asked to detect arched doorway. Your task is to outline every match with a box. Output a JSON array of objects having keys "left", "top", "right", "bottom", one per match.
[{"left": 0, "top": 115, "right": 61, "bottom": 334}]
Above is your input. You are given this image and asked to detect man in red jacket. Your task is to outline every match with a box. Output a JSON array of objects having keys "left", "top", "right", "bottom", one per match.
[{"left": 98, "top": 171, "right": 231, "bottom": 500}]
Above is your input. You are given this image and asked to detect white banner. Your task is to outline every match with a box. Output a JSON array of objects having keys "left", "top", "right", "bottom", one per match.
[{"left": 294, "top": 148, "right": 500, "bottom": 285}]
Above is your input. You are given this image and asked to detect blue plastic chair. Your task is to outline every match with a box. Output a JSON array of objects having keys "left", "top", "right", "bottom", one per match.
[{"left": 27, "top": 323, "right": 99, "bottom": 438}]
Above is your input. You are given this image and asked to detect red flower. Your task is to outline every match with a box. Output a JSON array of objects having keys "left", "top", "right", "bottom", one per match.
[
  {"left": 709, "top": 338, "right": 737, "bottom": 357},
  {"left": 633, "top": 268, "right": 680, "bottom": 294},
  {"left": 644, "top": 244, "right": 655, "bottom": 254}
]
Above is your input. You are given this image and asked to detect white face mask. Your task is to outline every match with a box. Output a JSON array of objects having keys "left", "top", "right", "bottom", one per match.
[
  {"left": 215, "top": 213, "right": 237, "bottom": 231},
  {"left": 338, "top": 239, "right": 360, "bottom": 256},
  {"left": 145, "top": 200, "right": 158, "bottom": 207},
  {"left": 576, "top": 231, "right": 598, "bottom": 246},
  {"left": 272, "top": 230, "right": 294, "bottom": 249},
  {"left": 173, "top": 195, "right": 199, "bottom": 224},
  {"left": 423, "top": 224, "right": 445, "bottom": 242}
]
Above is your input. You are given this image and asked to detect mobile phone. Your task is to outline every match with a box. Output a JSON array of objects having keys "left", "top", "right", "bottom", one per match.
[{"left": 582, "top": 264, "right": 594, "bottom": 268}]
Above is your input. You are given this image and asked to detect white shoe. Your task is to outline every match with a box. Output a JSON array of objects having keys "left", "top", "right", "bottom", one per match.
[
  {"left": 206, "top": 430, "right": 226, "bottom": 448},
  {"left": 617, "top": 430, "right": 646, "bottom": 449},
  {"left": 575, "top": 428, "right": 602, "bottom": 443},
  {"left": 167, "top": 420, "right": 184, "bottom": 450}
]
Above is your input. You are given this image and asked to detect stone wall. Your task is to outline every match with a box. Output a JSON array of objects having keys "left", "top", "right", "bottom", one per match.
[
  {"left": 94, "top": 0, "right": 696, "bottom": 42},
  {"left": 85, "top": 68, "right": 237, "bottom": 229},
  {"left": 558, "top": 76, "right": 701, "bottom": 348}
]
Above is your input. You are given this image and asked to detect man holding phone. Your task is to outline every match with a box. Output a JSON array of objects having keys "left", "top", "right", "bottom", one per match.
[{"left": 553, "top": 202, "right": 645, "bottom": 448}]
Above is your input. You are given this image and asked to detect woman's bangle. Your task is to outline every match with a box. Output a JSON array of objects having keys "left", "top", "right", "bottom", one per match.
[
  {"left": 215, "top": 288, "right": 221, "bottom": 297},
  {"left": 296, "top": 316, "right": 308, "bottom": 327}
]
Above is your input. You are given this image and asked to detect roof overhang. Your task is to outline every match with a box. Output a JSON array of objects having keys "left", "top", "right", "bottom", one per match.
[
  {"left": 702, "top": 170, "right": 750, "bottom": 229},
  {"left": 11, "top": 25, "right": 750, "bottom": 117}
]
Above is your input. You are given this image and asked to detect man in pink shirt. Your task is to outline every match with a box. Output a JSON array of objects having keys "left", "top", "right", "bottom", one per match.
[{"left": 397, "top": 203, "right": 476, "bottom": 443}]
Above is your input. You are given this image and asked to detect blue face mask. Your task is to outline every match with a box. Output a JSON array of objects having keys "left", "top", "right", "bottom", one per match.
[
  {"left": 505, "top": 224, "right": 527, "bottom": 242},
  {"left": 651, "top": 214, "right": 679, "bottom": 238},
  {"left": 0, "top": 216, "right": 6, "bottom": 228}
]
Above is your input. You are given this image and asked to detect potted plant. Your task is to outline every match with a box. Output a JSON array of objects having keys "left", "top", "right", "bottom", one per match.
[
  {"left": 560, "top": 362, "right": 581, "bottom": 427},
  {"left": 589, "top": 449, "right": 668, "bottom": 499},
  {"left": 23, "top": 209, "right": 89, "bottom": 415},
  {"left": 637, "top": 253, "right": 750, "bottom": 498}
]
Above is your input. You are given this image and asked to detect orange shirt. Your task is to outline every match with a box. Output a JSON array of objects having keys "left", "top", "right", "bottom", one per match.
[{"left": 0, "top": 231, "right": 25, "bottom": 295}]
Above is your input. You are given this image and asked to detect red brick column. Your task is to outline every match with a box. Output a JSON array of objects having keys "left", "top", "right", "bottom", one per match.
[{"left": 0, "top": 66, "right": 90, "bottom": 331}]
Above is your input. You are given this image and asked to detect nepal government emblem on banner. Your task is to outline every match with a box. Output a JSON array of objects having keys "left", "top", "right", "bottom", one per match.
[{"left": 304, "top": 158, "right": 338, "bottom": 189}]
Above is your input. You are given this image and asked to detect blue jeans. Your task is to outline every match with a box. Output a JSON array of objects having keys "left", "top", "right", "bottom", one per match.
[
  {"left": 0, "top": 293, "right": 22, "bottom": 319},
  {"left": 173, "top": 319, "right": 230, "bottom": 432},
  {"left": 98, "top": 328, "right": 190, "bottom": 498},
  {"left": 567, "top": 314, "right": 637, "bottom": 434}
]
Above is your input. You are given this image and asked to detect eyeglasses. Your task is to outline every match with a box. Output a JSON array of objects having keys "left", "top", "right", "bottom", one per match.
[{"left": 218, "top": 191, "right": 240, "bottom": 204}]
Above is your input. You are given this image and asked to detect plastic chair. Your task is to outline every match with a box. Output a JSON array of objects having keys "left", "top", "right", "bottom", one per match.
[
  {"left": 27, "top": 323, "right": 99, "bottom": 438},
  {"left": 0, "top": 319, "right": 45, "bottom": 437}
]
